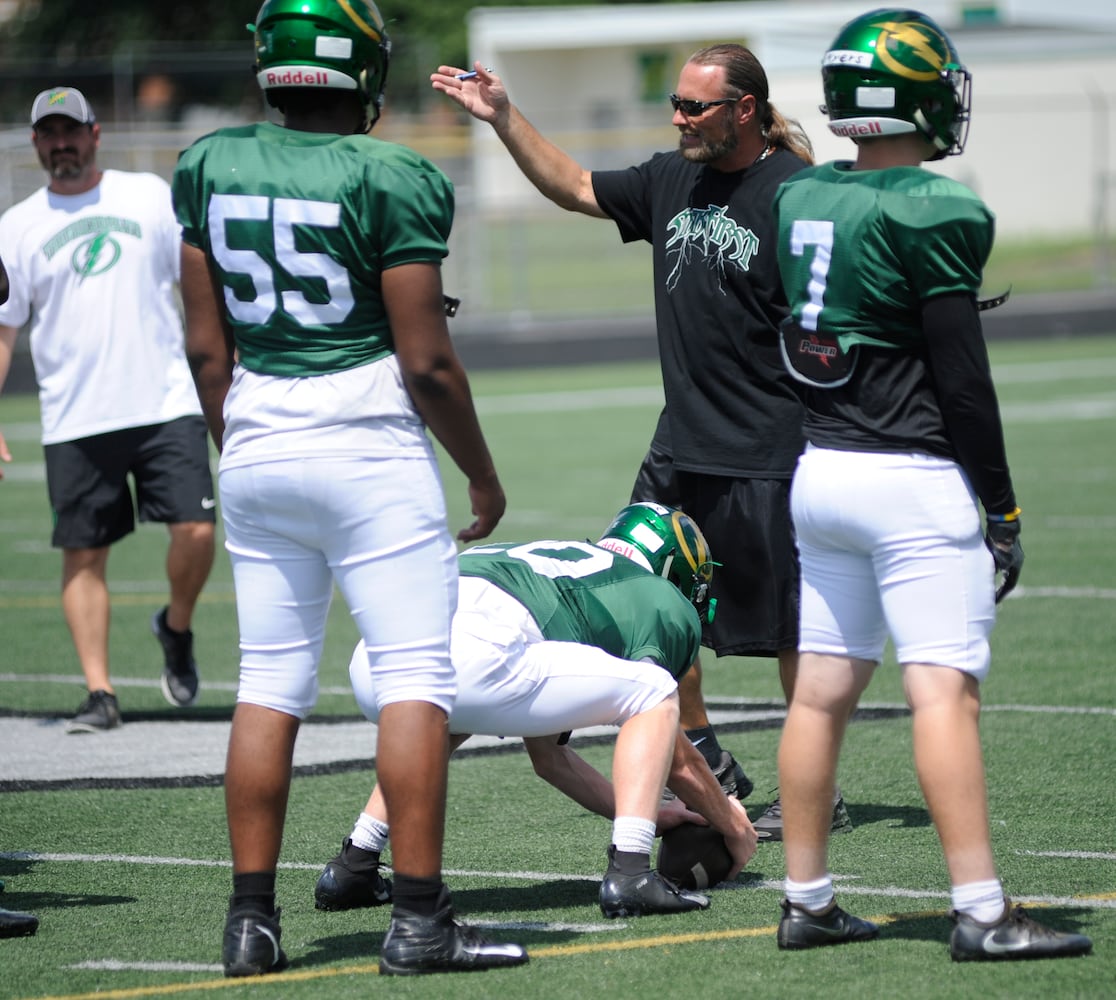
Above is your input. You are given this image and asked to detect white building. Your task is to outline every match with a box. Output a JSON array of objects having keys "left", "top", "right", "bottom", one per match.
[{"left": 463, "top": 0, "right": 1116, "bottom": 238}]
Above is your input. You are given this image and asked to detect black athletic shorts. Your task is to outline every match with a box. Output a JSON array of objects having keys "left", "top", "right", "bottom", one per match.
[
  {"left": 44, "top": 416, "right": 216, "bottom": 549},
  {"left": 630, "top": 445, "right": 798, "bottom": 657}
]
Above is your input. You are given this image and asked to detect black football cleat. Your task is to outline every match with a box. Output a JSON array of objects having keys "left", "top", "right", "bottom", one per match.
[
  {"left": 600, "top": 851, "right": 710, "bottom": 919},
  {"left": 379, "top": 903, "right": 528, "bottom": 976},
  {"left": 222, "top": 904, "right": 289, "bottom": 977},
  {"left": 711, "top": 750, "right": 754, "bottom": 801},
  {"left": 777, "top": 898, "right": 879, "bottom": 950},
  {"left": 314, "top": 838, "right": 393, "bottom": 911},
  {"left": 950, "top": 901, "right": 1092, "bottom": 962}
]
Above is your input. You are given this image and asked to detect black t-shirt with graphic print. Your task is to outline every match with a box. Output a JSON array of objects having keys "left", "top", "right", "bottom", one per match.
[{"left": 592, "top": 148, "right": 806, "bottom": 477}]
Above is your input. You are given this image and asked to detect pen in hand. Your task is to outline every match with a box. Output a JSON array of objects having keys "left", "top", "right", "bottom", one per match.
[{"left": 455, "top": 67, "right": 493, "bottom": 80}]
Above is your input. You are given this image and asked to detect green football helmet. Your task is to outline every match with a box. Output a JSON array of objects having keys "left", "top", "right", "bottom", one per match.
[
  {"left": 597, "top": 502, "right": 717, "bottom": 622},
  {"left": 250, "top": 0, "right": 391, "bottom": 129},
  {"left": 821, "top": 8, "right": 971, "bottom": 159}
]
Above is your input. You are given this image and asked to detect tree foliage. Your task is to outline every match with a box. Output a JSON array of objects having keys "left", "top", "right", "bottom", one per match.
[
  {"left": 2, "top": 0, "right": 701, "bottom": 62},
  {"left": 0, "top": 0, "right": 711, "bottom": 117}
]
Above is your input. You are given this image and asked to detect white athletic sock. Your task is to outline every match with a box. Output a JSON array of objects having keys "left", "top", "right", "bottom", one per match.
[
  {"left": 351, "top": 812, "right": 390, "bottom": 854},
  {"left": 785, "top": 875, "right": 835, "bottom": 913},
  {"left": 611, "top": 816, "right": 656, "bottom": 856},
  {"left": 951, "top": 879, "right": 1006, "bottom": 923}
]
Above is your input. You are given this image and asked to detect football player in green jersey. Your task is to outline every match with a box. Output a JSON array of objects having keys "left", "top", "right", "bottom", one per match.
[
  {"left": 770, "top": 9, "right": 1091, "bottom": 961},
  {"left": 316, "top": 503, "right": 758, "bottom": 919},
  {"left": 173, "top": 0, "right": 525, "bottom": 978}
]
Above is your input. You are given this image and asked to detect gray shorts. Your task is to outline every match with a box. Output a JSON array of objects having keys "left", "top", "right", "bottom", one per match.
[{"left": 44, "top": 416, "right": 215, "bottom": 549}]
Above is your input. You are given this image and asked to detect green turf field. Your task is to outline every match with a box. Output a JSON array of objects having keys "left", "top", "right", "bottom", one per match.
[{"left": 1, "top": 334, "right": 1114, "bottom": 998}]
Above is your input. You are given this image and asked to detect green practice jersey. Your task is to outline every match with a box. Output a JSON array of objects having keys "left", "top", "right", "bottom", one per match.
[
  {"left": 774, "top": 161, "right": 993, "bottom": 355},
  {"left": 460, "top": 541, "right": 701, "bottom": 680},
  {"left": 172, "top": 121, "right": 454, "bottom": 377}
]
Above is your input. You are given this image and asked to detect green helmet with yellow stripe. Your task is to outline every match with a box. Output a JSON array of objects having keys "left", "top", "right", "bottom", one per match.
[
  {"left": 821, "top": 8, "right": 971, "bottom": 160},
  {"left": 250, "top": 0, "right": 391, "bottom": 129},
  {"left": 598, "top": 502, "right": 716, "bottom": 622}
]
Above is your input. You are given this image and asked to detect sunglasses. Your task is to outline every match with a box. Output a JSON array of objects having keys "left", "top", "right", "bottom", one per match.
[{"left": 669, "top": 94, "right": 739, "bottom": 116}]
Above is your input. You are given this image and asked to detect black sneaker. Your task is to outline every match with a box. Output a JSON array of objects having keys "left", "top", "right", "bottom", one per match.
[
  {"left": 222, "top": 904, "right": 288, "bottom": 977},
  {"left": 754, "top": 790, "right": 853, "bottom": 842},
  {"left": 314, "top": 838, "right": 393, "bottom": 911},
  {"left": 0, "top": 907, "right": 39, "bottom": 939},
  {"left": 599, "top": 848, "right": 710, "bottom": 918},
  {"left": 950, "top": 901, "right": 1093, "bottom": 962},
  {"left": 777, "top": 898, "right": 879, "bottom": 950},
  {"left": 379, "top": 903, "right": 528, "bottom": 976},
  {"left": 711, "top": 750, "right": 754, "bottom": 801},
  {"left": 152, "top": 607, "right": 199, "bottom": 707},
  {"left": 66, "top": 690, "right": 121, "bottom": 734}
]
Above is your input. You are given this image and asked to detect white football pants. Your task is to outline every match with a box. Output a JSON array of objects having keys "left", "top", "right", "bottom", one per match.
[
  {"left": 220, "top": 454, "right": 459, "bottom": 719},
  {"left": 349, "top": 576, "right": 678, "bottom": 736},
  {"left": 791, "top": 444, "right": 996, "bottom": 680}
]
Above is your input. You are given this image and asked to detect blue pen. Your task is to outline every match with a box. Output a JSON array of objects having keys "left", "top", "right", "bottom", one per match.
[{"left": 455, "top": 68, "right": 492, "bottom": 80}]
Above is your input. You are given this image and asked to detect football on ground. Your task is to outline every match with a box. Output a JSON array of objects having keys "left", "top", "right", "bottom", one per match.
[{"left": 656, "top": 823, "right": 733, "bottom": 891}]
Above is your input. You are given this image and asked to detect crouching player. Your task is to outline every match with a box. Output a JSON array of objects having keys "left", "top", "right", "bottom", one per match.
[{"left": 318, "top": 503, "right": 758, "bottom": 919}]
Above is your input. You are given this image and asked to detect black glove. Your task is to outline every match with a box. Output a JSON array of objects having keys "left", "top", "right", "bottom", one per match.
[{"left": 985, "top": 515, "right": 1023, "bottom": 604}]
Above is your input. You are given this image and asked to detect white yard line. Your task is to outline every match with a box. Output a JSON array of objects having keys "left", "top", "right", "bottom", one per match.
[{"left": 2, "top": 850, "right": 1106, "bottom": 913}]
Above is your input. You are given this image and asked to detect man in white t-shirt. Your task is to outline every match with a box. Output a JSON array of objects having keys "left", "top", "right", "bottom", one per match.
[{"left": 0, "top": 87, "right": 216, "bottom": 733}]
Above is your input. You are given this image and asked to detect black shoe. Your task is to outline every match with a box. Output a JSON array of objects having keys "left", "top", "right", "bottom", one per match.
[
  {"left": 0, "top": 907, "right": 39, "bottom": 938},
  {"left": 379, "top": 903, "right": 528, "bottom": 976},
  {"left": 950, "top": 901, "right": 1093, "bottom": 961},
  {"left": 600, "top": 848, "right": 709, "bottom": 918},
  {"left": 66, "top": 689, "right": 121, "bottom": 734},
  {"left": 314, "top": 838, "right": 393, "bottom": 911},
  {"left": 152, "top": 607, "right": 199, "bottom": 707},
  {"left": 222, "top": 905, "right": 289, "bottom": 977},
  {"left": 777, "top": 898, "right": 879, "bottom": 950},
  {"left": 711, "top": 750, "right": 754, "bottom": 801},
  {"left": 662, "top": 749, "right": 753, "bottom": 803}
]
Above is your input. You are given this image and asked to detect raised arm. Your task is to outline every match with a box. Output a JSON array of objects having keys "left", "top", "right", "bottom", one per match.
[{"left": 431, "top": 64, "right": 607, "bottom": 219}]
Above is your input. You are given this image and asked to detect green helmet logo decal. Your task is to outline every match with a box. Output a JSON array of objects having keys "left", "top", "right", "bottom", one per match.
[
  {"left": 669, "top": 508, "right": 712, "bottom": 585},
  {"left": 336, "top": 0, "right": 385, "bottom": 42},
  {"left": 870, "top": 17, "right": 951, "bottom": 82}
]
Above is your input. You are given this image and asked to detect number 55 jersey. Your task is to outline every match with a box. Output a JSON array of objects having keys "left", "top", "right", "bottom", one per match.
[{"left": 171, "top": 121, "right": 454, "bottom": 468}]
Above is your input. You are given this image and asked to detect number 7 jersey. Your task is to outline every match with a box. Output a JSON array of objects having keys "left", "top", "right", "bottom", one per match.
[
  {"left": 172, "top": 120, "right": 454, "bottom": 377},
  {"left": 772, "top": 160, "right": 995, "bottom": 453},
  {"left": 773, "top": 161, "right": 993, "bottom": 361}
]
